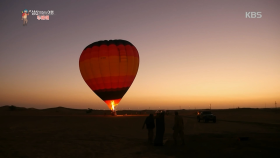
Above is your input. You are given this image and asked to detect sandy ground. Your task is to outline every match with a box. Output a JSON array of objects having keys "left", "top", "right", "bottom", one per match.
[{"left": 0, "top": 107, "right": 280, "bottom": 158}]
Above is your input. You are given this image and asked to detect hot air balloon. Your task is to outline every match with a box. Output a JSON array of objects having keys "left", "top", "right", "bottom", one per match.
[{"left": 79, "top": 40, "right": 139, "bottom": 115}]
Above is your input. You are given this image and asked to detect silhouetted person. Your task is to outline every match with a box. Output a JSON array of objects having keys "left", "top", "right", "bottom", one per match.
[
  {"left": 173, "top": 111, "right": 185, "bottom": 145},
  {"left": 142, "top": 114, "right": 155, "bottom": 144},
  {"left": 154, "top": 112, "right": 165, "bottom": 146}
]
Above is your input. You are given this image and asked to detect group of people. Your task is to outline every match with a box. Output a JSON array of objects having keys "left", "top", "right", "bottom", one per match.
[{"left": 142, "top": 111, "right": 185, "bottom": 146}]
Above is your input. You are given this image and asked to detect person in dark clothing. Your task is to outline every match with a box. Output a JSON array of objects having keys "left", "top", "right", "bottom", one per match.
[
  {"left": 142, "top": 114, "right": 155, "bottom": 143},
  {"left": 173, "top": 111, "right": 185, "bottom": 145},
  {"left": 154, "top": 112, "right": 165, "bottom": 146}
]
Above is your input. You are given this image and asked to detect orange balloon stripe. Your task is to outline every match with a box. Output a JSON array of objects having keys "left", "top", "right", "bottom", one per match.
[
  {"left": 90, "top": 46, "right": 105, "bottom": 90},
  {"left": 117, "top": 44, "right": 128, "bottom": 89},
  {"left": 79, "top": 48, "right": 138, "bottom": 63},
  {"left": 80, "top": 56, "right": 139, "bottom": 77},
  {"left": 98, "top": 45, "right": 111, "bottom": 89},
  {"left": 79, "top": 49, "right": 98, "bottom": 90},
  {"left": 85, "top": 48, "right": 100, "bottom": 90},
  {"left": 108, "top": 44, "right": 120, "bottom": 89},
  {"left": 123, "top": 45, "right": 135, "bottom": 88},
  {"left": 80, "top": 55, "right": 139, "bottom": 90},
  {"left": 132, "top": 46, "right": 140, "bottom": 76}
]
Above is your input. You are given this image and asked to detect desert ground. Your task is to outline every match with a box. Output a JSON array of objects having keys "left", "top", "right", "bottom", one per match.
[{"left": 0, "top": 106, "right": 280, "bottom": 158}]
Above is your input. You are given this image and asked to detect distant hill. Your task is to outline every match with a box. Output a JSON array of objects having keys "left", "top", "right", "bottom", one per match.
[
  {"left": 0, "top": 105, "right": 28, "bottom": 111},
  {"left": 42, "top": 107, "right": 85, "bottom": 113}
]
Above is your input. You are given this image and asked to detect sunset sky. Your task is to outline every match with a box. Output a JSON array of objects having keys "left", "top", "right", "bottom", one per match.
[{"left": 1, "top": 0, "right": 279, "bottom": 110}]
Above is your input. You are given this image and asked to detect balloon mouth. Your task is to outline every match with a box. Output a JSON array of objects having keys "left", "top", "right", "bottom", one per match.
[{"left": 104, "top": 99, "right": 121, "bottom": 111}]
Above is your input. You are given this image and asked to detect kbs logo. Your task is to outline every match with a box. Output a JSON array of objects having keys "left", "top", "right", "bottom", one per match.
[{"left": 246, "top": 12, "right": 262, "bottom": 18}]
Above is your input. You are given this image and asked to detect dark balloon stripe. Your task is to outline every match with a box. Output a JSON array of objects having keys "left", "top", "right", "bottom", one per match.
[
  {"left": 85, "top": 40, "right": 134, "bottom": 50},
  {"left": 94, "top": 88, "right": 129, "bottom": 100},
  {"left": 85, "top": 75, "right": 136, "bottom": 90}
]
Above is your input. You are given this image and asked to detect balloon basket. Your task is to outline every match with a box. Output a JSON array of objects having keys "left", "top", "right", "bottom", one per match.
[{"left": 111, "top": 111, "right": 117, "bottom": 116}]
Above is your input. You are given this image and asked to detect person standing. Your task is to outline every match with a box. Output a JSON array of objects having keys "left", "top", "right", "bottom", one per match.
[
  {"left": 154, "top": 112, "right": 165, "bottom": 146},
  {"left": 173, "top": 111, "right": 185, "bottom": 145},
  {"left": 142, "top": 114, "right": 155, "bottom": 144}
]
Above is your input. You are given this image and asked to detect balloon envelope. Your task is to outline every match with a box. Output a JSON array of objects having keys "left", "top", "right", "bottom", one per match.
[{"left": 79, "top": 40, "right": 139, "bottom": 110}]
